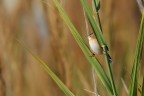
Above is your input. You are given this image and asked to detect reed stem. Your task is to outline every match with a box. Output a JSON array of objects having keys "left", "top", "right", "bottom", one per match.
[
  {"left": 93, "top": 0, "right": 117, "bottom": 95},
  {"left": 103, "top": 46, "right": 117, "bottom": 96}
]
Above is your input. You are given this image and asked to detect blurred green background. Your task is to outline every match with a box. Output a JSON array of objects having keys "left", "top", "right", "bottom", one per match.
[{"left": 0, "top": 0, "right": 143, "bottom": 96}]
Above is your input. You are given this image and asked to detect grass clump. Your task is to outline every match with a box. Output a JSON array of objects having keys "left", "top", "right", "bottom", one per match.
[{"left": 18, "top": 0, "right": 144, "bottom": 96}]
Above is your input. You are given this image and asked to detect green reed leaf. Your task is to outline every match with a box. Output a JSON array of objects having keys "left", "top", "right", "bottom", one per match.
[
  {"left": 129, "top": 16, "right": 144, "bottom": 96},
  {"left": 18, "top": 41, "right": 75, "bottom": 96}
]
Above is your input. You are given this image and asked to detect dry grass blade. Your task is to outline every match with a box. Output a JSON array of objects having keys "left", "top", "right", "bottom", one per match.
[{"left": 121, "top": 78, "right": 128, "bottom": 94}]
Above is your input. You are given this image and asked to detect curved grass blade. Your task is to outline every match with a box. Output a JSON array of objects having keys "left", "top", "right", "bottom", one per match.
[
  {"left": 52, "top": 0, "right": 113, "bottom": 95},
  {"left": 17, "top": 41, "right": 75, "bottom": 96},
  {"left": 129, "top": 16, "right": 144, "bottom": 96}
]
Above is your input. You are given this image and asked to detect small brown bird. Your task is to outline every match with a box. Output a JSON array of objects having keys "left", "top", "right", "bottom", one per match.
[
  {"left": 88, "top": 33, "right": 103, "bottom": 55},
  {"left": 88, "top": 33, "right": 112, "bottom": 62}
]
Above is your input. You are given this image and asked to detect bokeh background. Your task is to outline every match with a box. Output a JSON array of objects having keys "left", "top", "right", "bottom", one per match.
[{"left": 0, "top": 0, "right": 143, "bottom": 96}]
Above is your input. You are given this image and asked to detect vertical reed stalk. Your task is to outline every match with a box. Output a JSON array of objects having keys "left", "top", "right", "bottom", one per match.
[
  {"left": 103, "top": 46, "right": 117, "bottom": 96},
  {"left": 93, "top": 0, "right": 117, "bottom": 95}
]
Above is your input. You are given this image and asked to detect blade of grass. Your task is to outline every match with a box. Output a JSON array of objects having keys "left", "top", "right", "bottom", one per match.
[
  {"left": 81, "top": 0, "right": 117, "bottom": 95},
  {"left": 17, "top": 41, "right": 75, "bottom": 96},
  {"left": 52, "top": 0, "right": 113, "bottom": 95},
  {"left": 129, "top": 16, "right": 144, "bottom": 96}
]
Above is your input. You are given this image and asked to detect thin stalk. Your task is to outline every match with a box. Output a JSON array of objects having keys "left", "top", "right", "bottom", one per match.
[
  {"left": 95, "top": 12, "right": 118, "bottom": 95},
  {"left": 121, "top": 78, "right": 128, "bottom": 94},
  {"left": 93, "top": 0, "right": 117, "bottom": 95},
  {"left": 103, "top": 46, "right": 117, "bottom": 96},
  {"left": 92, "top": 0, "right": 102, "bottom": 32},
  {"left": 96, "top": 12, "right": 103, "bottom": 32},
  {"left": 92, "top": 68, "right": 98, "bottom": 96}
]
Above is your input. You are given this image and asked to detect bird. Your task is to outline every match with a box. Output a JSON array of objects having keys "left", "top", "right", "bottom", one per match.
[
  {"left": 88, "top": 33, "right": 103, "bottom": 55},
  {"left": 88, "top": 33, "right": 112, "bottom": 63}
]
